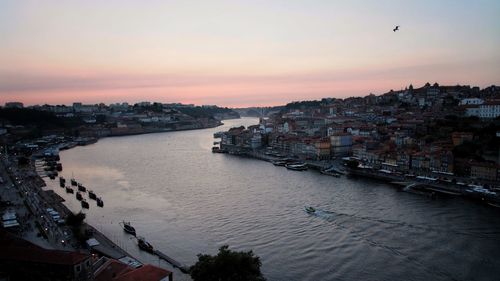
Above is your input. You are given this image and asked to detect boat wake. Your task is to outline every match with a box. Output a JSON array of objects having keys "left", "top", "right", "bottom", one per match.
[{"left": 304, "top": 207, "right": 463, "bottom": 280}]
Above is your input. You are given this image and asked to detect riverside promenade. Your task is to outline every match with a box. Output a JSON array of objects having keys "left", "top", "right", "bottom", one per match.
[{"left": 0, "top": 155, "right": 141, "bottom": 266}]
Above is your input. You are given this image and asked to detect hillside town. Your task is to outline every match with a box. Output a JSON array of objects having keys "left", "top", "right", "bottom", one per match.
[
  {"left": 0, "top": 101, "right": 239, "bottom": 145},
  {"left": 216, "top": 83, "right": 500, "bottom": 202}
]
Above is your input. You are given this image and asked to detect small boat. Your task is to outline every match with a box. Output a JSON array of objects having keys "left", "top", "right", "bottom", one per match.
[
  {"left": 81, "top": 199, "right": 89, "bottom": 209},
  {"left": 96, "top": 197, "right": 104, "bottom": 207},
  {"left": 70, "top": 178, "right": 77, "bottom": 186},
  {"left": 285, "top": 163, "right": 308, "bottom": 171},
  {"left": 121, "top": 221, "right": 136, "bottom": 236},
  {"left": 88, "top": 190, "right": 97, "bottom": 200},
  {"left": 76, "top": 192, "right": 83, "bottom": 201},
  {"left": 137, "top": 236, "right": 154, "bottom": 253},
  {"left": 56, "top": 163, "right": 63, "bottom": 171},
  {"left": 77, "top": 183, "right": 86, "bottom": 192},
  {"left": 271, "top": 160, "right": 287, "bottom": 166},
  {"left": 320, "top": 170, "right": 341, "bottom": 177},
  {"left": 65, "top": 186, "right": 74, "bottom": 193},
  {"left": 304, "top": 206, "right": 316, "bottom": 213},
  {"left": 59, "top": 177, "right": 66, "bottom": 185}
]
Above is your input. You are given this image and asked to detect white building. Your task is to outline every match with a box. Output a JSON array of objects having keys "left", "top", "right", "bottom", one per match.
[
  {"left": 460, "top": 98, "right": 484, "bottom": 105},
  {"left": 465, "top": 100, "right": 500, "bottom": 118}
]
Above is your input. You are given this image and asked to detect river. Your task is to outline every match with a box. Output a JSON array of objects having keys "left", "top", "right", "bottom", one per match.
[{"left": 43, "top": 117, "right": 500, "bottom": 281}]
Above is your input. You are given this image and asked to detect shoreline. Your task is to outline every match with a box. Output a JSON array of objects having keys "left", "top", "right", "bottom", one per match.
[{"left": 216, "top": 145, "right": 500, "bottom": 208}]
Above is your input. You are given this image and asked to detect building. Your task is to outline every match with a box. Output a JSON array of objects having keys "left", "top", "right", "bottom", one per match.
[
  {"left": 465, "top": 100, "right": 500, "bottom": 118},
  {"left": 94, "top": 257, "right": 172, "bottom": 281},
  {"left": 0, "top": 230, "right": 93, "bottom": 281},
  {"left": 451, "top": 132, "right": 474, "bottom": 146},
  {"left": 460, "top": 98, "right": 483, "bottom": 105},
  {"left": 330, "top": 133, "right": 352, "bottom": 157},
  {"left": 470, "top": 161, "right": 498, "bottom": 181}
]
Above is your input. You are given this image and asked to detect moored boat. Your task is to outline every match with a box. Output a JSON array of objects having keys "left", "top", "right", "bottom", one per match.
[
  {"left": 304, "top": 206, "right": 316, "bottom": 213},
  {"left": 120, "top": 221, "right": 136, "bottom": 236},
  {"left": 137, "top": 236, "right": 154, "bottom": 253},
  {"left": 65, "top": 186, "right": 74, "bottom": 193},
  {"left": 271, "top": 160, "right": 287, "bottom": 166},
  {"left": 88, "top": 190, "right": 97, "bottom": 200},
  {"left": 77, "top": 183, "right": 86, "bottom": 192},
  {"left": 320, "top": 169, "right": 341, "bottom": 177},
  {"left": 76, "top": 192, "right": 83, "bottom": 201},
  {"left": 70, "top": 178, "right": 77, "bottom": 186},
  {"left": 96, "top": 197, "right": 104, "bottom": 207},
  {"left": 285, "top": 163, "right": 308, "bottom": 171},
  {"left": 81, "top": 199, "right": 89, "bottom": 209}
]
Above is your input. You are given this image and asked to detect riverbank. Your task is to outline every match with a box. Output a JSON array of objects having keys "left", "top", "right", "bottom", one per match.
[
  {"left": 31, "top": 117, "right": 500, "bottom": 281},
  {"left": 215, "top": 144, "right": 500, "bottom": 208},
  {"left": 0, "top": 153, "right": 143, "bottom": 267}
]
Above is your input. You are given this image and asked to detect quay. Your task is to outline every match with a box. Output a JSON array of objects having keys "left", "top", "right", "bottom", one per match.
[{"left": 154, "top": 249, "right": 190, "bottom": 273}]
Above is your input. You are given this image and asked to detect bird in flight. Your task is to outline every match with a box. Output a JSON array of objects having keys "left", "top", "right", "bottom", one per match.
[{"left": 393, "top": 25, "right": 400, "bottom": 32}]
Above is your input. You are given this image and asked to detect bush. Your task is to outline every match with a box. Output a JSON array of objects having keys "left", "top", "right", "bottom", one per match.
[{"left": 190, "top": 245, "right": 266, "bottom": 281}]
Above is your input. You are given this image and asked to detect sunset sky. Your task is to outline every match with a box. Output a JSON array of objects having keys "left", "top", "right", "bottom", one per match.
[{"left": 1, "top": 0, "right": 499, "bottom": 107}]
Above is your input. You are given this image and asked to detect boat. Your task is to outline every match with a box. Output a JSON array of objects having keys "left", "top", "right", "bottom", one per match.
[
  {"left": 137, "top": 236, "right": 154, "bottom": 253},
  {"left": 304, "top": 206, "right": 316, "bottom": 213},
  {"left": 271, "top": 160, "right": 287, "bottom": 166},
  {"left": 70, "top": 178, "right": 77, "bottom": 186},
  {"left": 120, "top": 221, "right": 136, "bottom": 236},
  {"left": 76, "top": 192, "right": 83, "bottom": 201},
  {"left": 285, "top": 163, "right": 308, "bottom": 171},
  {"left": 96, "top": 197, "right": 104, "bottom": 207},
  {"left": 59, "top": 177, "right": 66, "bottom": 185},
  {"left": 65, "top": 186, "right": 74, "bottom": 193},
  {"left": 77, "top": 183, "right": 86, "bottom": 192},
  {"left": 320, "top": 169, "right": 341, "bottom": 177},
  {"left": 88, "top": 190, "right": 97, "bottom": 200},
  {"left": 81, "top": 199, "right": 89, "bottom": 209}
]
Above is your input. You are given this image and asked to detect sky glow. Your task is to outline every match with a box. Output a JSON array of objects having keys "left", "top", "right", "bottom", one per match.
[{"left": 1, "top": 0, "right": 499, "bottom": 107}]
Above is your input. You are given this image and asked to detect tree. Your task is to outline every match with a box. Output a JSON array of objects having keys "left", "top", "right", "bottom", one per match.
[
  {"left": 190, "top": 245, "right": 266, "bottom": 281},
  {"left": 65, "top": 212, "right": 90, "bottom": 244}
]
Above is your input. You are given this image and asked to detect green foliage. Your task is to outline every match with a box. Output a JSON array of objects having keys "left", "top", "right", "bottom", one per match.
[
  {"left": 285, "top": 100, "right": 321, "bottom": 110},
  {"left": 190, "top": 245, "right": 266, "bottom": 281},
  {"left": 0, "top": 108, "right": 74, "bottom": 128},
  {"left": 65, "top": 211, "right": 86, "bottom": 227},
  {"left": 177, "top": 106, "right": 238, "bottom": 119}
]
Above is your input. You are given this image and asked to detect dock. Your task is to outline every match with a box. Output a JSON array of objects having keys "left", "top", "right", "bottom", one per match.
[{"left": 154, "top": 249, "right": 190, "bottom": 273}]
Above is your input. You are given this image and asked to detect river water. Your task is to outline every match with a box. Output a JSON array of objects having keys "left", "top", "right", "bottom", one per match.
[{"left": 44, "top": 118, "right": 500, "bottom": 281}]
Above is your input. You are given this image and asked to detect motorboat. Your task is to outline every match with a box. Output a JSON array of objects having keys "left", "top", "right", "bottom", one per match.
[
  {"left": 285, "top": 163, "right": 308, "bottom": 171},
  {"left": 271, "top": 160, "right": 287, "bottom": 166},
  {"left": 77, "top": 183, "right": 86, "bottom": 192},
  {"left": 121, "top": 221, "right": 136, "bottom": 236},
  {"left": 81, "top": 199, "right": 89, "bottom": 209},
  {"left": 70, "top": 178, "right": 77, "bottom": 186},
  {"left": 304, "top": 206, "right": 316, "bottom": 213},
  {"left": 320, "top": 169, "right": 341, "bottom": 177},
  {"left": 76, "top": 192, "right": 83, "bottom": 201},
  {"left": 88, "top": 190, "right": 97, "bottom": 200},
  {"left": 65, "top": 186, "right": 74, "bottom": 193},
  {"left": 96, "top": 197, "right": 104, "bottom": 207},
  {"left": 137, "top": 236, "right": 154, "bottom": 253}
]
